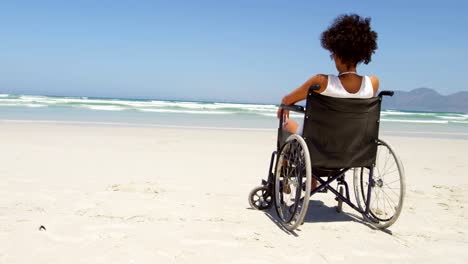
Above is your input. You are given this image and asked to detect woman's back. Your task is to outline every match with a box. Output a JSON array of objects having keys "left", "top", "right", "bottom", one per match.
[{"left": 322, "top": 74, "right": 375, "bottom": 99}]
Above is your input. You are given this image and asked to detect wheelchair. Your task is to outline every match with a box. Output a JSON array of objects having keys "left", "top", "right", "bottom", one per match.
[{"left": 249, "top": 85, "right": 405, "bottom": 231}]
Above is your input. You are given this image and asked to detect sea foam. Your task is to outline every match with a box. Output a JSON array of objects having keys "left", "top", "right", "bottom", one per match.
[{"left": 0, "top": 94, "right": 467, "bottom": 127}]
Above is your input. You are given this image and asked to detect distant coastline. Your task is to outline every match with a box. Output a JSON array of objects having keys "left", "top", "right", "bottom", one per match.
[{"left": 382, "top": 88, "right": 468, "bottom": 113}]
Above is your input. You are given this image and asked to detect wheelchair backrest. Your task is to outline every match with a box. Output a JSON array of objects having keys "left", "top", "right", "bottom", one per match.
[{"left": 302, "top": 91, "right": 381, "bottom": 168}]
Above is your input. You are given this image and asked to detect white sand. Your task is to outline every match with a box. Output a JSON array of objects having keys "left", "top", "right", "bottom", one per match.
[{"left": 0, "top": 121, "right": 467, "bottom": 263}]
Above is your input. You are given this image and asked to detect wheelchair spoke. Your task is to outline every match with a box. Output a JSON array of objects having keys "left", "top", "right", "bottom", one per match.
[
  {"left": 380, "top": 169, "right": 398, "bottom": 179},
  {"left": 384, "top": 190, "right": 396, "bottom": 215},
  {"left": 382, "top": 148, "right": 391, "bottom": 173},
  {"left": 381, "top": 184, "right": 400, "bottom": 200},
  {"left": 383, "top": 178, "right": 401, "bottom": 185},
  {"left": 373, "top": 187, "right": 380, "bottom": 215},
  {"left": 376, "top": 147, "right": 383, "bottom": 171},
  {"left": 380, "top": 187, "right": 398, "bottom": 208},
  {"left": 367, "top": 176, "right": 401, "bottom": 218},
  {"left": 383, "top": 182, "right": 400, "bottom": 197},
  {"left": 380, "top": 190, "right": 397, "bottom": 218}
]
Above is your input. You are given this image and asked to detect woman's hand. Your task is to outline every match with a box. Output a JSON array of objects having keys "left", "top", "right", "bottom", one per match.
[
  {"left": 277, "top": 95, "right": 290, "bottom": 120},
  {"left": 277, "top": 107, "right": 289, "bottom": 120}
]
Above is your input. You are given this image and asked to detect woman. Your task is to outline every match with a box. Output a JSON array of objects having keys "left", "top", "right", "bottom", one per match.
[{"left": 278, "top": 14, "right": 379, "bottom": 135}]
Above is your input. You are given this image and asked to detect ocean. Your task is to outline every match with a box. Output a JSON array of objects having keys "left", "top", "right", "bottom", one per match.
[{"left": 1, "top": 93, "right": 468, "bottom": 138}]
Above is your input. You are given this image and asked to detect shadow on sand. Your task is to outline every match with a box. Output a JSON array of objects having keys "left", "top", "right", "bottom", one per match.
[{"left": 258, "top": 199, "right": 392, "bottom": 235}]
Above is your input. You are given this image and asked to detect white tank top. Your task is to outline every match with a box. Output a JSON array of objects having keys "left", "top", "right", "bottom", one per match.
[{"left": 321, "top": 74, "right": 374, "bottom": 98}]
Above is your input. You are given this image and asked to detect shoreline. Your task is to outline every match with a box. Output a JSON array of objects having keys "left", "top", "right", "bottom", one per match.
[
  {"left": 0, "top": 118, "right": 276, "bottom": 132},
  {"left": 2, "top": 118, "right": 468, "bottom": 140}
]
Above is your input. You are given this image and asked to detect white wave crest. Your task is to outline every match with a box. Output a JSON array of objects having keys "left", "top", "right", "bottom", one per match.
[
  {"left": 138, "top": 108, "right": 232, "bottom": 115},
  {"left": 381, "top": 111, "right": 437, "bottom": 116},
  {"left": 26, "top": 104, "right": 47, "bottom": 108},
  {"left": 4, "top": 95, "right": 281, "bottom": 115},
  {"left": 438, "top": 116, "right": 467, "bottom": 120},
  {"left": 259, "top": 113, "right": 304, "bottom": 119},
  {"left": 0, "top": 102, "right": 47, "bottom": 108},
  {"left": 76, "top": 105, "right": 127, "bottom": 111},
  {"left": 381, "top": 119, "right": 449, "bottom": 124},
  {"left": 214, "top": 102, "right": 277, "bottom": 110},
  {"left": 0, "top": 103, "right": 21, "bottom": 106}
]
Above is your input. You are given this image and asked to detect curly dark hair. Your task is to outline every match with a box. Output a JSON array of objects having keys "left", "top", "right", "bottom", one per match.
[{"left": 320, "top": 14, "right": 378, "bottom": 67}]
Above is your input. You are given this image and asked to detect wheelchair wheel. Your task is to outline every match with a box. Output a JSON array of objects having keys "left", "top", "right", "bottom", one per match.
[
  {"left": 353, "top": 139, "right": 405, "bottom": 229},
  {"left": 274, "top": 134, "right": 311, "bottom": 231},
  {"left": 249, "top": 186, "right": 272, "bottom": 210}
]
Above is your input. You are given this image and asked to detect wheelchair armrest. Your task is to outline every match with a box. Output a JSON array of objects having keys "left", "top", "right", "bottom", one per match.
[
  {"left": 277, "top": 104, "right": 305, "bottom": 133},
  {"left": 309, "top": 84, "right": 321, "bottom": 91},
  {"left": 378, "top": 90, "right": 394, "bottom": 97},
  {"left": 280, "top": 104, "right": 305, "bottom": 113}
]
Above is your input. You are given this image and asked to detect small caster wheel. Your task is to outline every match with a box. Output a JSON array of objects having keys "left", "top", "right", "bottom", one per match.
[{"left": 249, "top": 186, "right": 272, "bottom": 210}]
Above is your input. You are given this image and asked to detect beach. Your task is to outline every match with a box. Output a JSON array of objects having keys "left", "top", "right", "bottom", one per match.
[
  {"left": 1, "top": 121, "right": 467, "bottom": 263},
  {"left": 2, "top": 0, "right": 468, "bottom": 262}
]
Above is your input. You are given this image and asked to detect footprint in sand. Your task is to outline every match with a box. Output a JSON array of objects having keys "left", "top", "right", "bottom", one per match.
[
  {"left": 437, "top": 202, "right": 450, "bottom": 210},
  {"left": 107, "top": 181, "right": 161, "bottom": 195}
]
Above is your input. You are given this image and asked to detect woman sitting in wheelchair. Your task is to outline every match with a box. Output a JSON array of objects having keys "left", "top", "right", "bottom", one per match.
[
  {"left": 278, "top": 14, "right": 379, "bottom": 135},
  {"left": 250, "top": 14, "right": 405, "bottom": 231}
]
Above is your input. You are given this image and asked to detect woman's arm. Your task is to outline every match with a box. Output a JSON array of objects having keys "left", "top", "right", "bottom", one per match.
[
  {"left": 369, "top": 75, "right": 380, "bottom": 96},
  {"left": 281, "top": 74, "right": 328, "bottom": 105},
  {"left": 281, "top": 74, "right": 327, "bottom": 105},
  {"left": 277, "top": 74, "right": 327, "bottom": 119}
]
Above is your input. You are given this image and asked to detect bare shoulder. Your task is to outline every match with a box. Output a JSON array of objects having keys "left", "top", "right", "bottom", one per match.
[
  {"left": 368, "top": 75, "right": 380, "bottom": 96},
  {"left": 307, "top": 74, "right": 328, "bottom": 94}
]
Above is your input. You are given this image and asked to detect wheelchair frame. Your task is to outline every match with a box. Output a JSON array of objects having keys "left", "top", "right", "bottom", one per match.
[{"left": 249, "top": 86, "right": 404, "bottom": 231}]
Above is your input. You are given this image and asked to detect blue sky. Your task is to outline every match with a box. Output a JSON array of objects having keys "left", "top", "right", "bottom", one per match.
[{"left": 0, "top": 0, "right": 467, "bottom": 103}]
